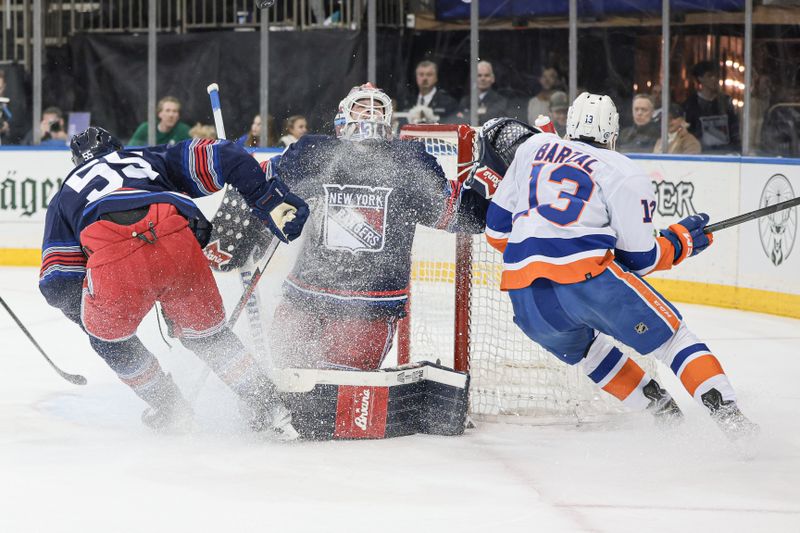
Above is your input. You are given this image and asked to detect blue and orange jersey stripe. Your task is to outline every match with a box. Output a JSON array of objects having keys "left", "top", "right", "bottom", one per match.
[
  {"left": 500, "top": 251, "right": 614, "bottom": 289},
  {"left": 607, "top": 262, "right": 681, "bottom": 332}
]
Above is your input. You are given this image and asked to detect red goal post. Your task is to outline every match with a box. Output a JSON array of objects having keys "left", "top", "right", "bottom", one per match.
[
  {"left": 397, "top": 124, "right": 476, "bottom": 373},
  {"left": 396, "top": 123, "right": 660, "bottom": 423}
]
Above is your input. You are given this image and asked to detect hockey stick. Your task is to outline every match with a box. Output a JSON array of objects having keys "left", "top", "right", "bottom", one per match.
[
  {"left": 705, "top": 196, "right": 800, "bottom": 234},
  {"left": 207, "top": 83, "right": 227, "bottom": 140},
  {"left": 0, "top": 295, "right": 87, "bottom": 385},
  {"left": 206, "top": 82, "right": 282, "bottom": 350},
  {"left": 188, "top": 84, "right": 282, "bottom": 401},
  {"left": 226, "top": 236, "right": 281, "bottom": 326}
]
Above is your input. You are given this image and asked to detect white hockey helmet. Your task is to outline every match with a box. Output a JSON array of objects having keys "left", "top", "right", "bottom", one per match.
[
  {"left": 565, "top": 92, "right": 619, "bottom": 150},
  {"left": 335, "top": 83, "right": 393, "bottom": 142}
]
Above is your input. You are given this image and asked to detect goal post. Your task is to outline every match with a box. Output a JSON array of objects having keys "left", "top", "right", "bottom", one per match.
[
  {"left": 397, "top": 124, "right": 476, "bottom": 373},
  {"left": 398, "top": 123, "right": 659, "bottom": 423}
]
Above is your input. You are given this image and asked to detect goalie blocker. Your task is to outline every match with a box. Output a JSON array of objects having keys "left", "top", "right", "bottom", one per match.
[{"left": 273, "top": 361, "right": 469, "bottom": 440}]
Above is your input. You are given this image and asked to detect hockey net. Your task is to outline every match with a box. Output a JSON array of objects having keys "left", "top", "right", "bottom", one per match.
[{"left": 398, "top": 124, "right": 657, "bottom": 423}]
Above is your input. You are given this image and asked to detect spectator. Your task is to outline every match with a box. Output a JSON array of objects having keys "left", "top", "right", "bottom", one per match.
[
  {"left": 188, "top": 122, "right": 216, "bottom": 140},
  {"left": 22, "top": 106, "right": 69, "bottom": 146},
  {"left": 527, "top": 67, "right": 563, "bottom": 125},
  {"left": 617, "top": 94, "right": 660, "bottom": 153},
  {"left": 549, "top": 91, "right": 569, "bottom": 137},
  {"left": 653, "top": 104, "right": 701, "bottom": 155},
  {"left": 749, "top": 71, "right": 772, "bottom": 153},
  {"left": 458, "top": 60, "right": 508, "bottom": 126},
  {"left": 650, "top": 82, "right": 663, "bottom": 120},
  {"left": 401, "top": 60, "right": 458, "bottom": 123},
  {"left": 236, "top": 114, "right": 277, "bottom": 148},
  {"left": 0, "top": 70, "right": 11, "bottom": 145},
  {"left": 684, "top": 60, "right": 741, "bottom": 153},
  {"left": 277, "top": 115, "right": 308, "bottom": 148},
  {"left": 128, "top": 96, "right": 191, "bottom": 147}
]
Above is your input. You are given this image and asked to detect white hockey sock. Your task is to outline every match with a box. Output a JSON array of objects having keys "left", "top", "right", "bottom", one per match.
[
  {"left": 580, "top": 334, "right": 652, "bottom": 411},
  {"left": 646, "top": 322, "right": 736, "bottom": 404}
]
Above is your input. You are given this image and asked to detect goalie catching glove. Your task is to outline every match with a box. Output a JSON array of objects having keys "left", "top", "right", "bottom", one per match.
[
  {"left": 250, "top": 177, "right": 309, "bottom": 243},
  {"left": 659, "top": 213, "right": 714, "bottom": 266}
]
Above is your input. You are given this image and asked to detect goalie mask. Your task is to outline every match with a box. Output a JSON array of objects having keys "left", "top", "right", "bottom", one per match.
[
  {"left": 70, "top": 126, "right": 124, "bottom": 167},
  {"left": 465, "top": 117, "right": 541, "bottom": 199},
  {"left": 335, "top": 83, "right": 393, "bottom": 142},
  {"left": 565, "top": 92, "right": 619, "bottom": 150}
]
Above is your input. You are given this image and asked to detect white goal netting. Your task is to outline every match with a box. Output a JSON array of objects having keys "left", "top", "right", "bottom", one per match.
[{"left": 400, "top": 124, "right": 658, "bottom": 423}]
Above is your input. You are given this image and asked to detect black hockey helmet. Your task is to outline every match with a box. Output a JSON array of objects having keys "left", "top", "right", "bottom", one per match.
[
  {"left": 70, "top": 126, "right": 123, "bottom": 167},
  {"left": 464, "top": 118, "right": 541, "bottom": 199},
  {"left": 479, "top": 117, "right": 541, "bottom": 172}
]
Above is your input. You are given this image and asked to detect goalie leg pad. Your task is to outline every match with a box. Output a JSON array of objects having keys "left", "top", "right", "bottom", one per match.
[{"left": 276, "top": 362, "right": 469, "bottom": 440}]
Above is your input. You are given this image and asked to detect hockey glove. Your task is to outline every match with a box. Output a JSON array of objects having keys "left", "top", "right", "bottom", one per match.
[
  {"left": 250, "top": 178, "right": 309, "bottom": 243},
  {"left": 659, "top": 213, "right": 714, "bottom": 266}
]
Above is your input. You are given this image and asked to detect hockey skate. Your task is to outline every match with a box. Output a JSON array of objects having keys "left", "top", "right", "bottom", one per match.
[
  {"left": 240, "top": 382, "right": 299, "bottom": 441},
  {"left": 701, "top": 388, "right": 760, "bottom": 442},
  {"left": 140, "top": 374, "right": 195, "bottom": 434},
  {"left": 248, "top": 401, "right": 299, "bottom": 441},
  {"left": 642, "top": 379, "right": 684, "bottom": 427}
]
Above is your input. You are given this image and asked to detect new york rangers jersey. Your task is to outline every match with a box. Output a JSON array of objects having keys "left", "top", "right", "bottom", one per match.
[
  {"left": 39, "top": 139, "right": 271, "bottom": 315},
  {"left": 486, "top": 132, "right": 672, "bottom": 290},
  {"left": 270, "top": 134, "right": 486, "bottom": 318}
]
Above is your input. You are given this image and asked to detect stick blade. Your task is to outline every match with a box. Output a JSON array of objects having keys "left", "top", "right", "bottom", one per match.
[{"left": 61, "top": 372, "right": 87, "bottom": 386}]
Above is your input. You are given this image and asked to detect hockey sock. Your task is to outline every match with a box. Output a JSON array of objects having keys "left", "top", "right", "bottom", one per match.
[
  {"left": 580, "top": 334, "right": 652, "bottom": 410},
  {"left": 647, "top": 322, "right": 736, "bottom": 405},
  {"left": 181, "top": 327, "right": 277, "bottom": 401},
  {"left": 89, "top": 335, "right": 175, "bottom": 408}
]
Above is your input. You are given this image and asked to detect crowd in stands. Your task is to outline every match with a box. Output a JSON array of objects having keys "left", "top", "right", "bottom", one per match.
[
  {"left": 0, "top": 57, "right": 790, "bottom": 156},
  {"left": 395, "top": 58, "right": 758, "bottom": 156}
]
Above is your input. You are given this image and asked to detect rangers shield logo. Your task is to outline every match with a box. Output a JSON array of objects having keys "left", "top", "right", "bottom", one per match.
[{"left": 323, "top": 184, "right": 393, "bottom": 253}]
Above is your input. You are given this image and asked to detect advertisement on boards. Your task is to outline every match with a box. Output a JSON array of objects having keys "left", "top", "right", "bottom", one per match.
[{"left": 738, "top": 163, "right": 800, "bottom": 295}]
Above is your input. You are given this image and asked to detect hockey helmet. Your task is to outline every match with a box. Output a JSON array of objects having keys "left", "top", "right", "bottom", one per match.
[
  {"left": 465, "top": 117, "right": 541, "bottom": 199},
  {"left": 335, "top": 83, "right": 393, "bottom": 142},
  {"left": 565, "top": 92, "right": 619, "bottom": 150},
  {"left": 70, "top": 126, "right": 123, "bottom": 167}
]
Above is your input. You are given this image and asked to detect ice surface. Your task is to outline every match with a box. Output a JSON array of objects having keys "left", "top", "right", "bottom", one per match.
[{"left": 2, "top": 266, "right": 799, "bottom": 532}]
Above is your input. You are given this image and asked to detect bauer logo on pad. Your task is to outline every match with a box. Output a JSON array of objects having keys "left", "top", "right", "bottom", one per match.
[{"left": 323, "top": 184, "right": 393, "bottom": 253}]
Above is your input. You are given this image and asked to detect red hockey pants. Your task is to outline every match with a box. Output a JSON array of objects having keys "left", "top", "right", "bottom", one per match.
[{"left": 79, "top": 203, "right": 225, "bottom": 342}]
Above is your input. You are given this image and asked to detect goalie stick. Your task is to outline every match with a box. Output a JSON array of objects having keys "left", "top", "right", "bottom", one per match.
[
  {"left": 189, "top": 84, "right": 285, "bottom": 401},
  {"left": 0, "top": 295, "right": 87, "bottom": 385},
  {"left": 205, "top": 82, "right": 271, "bottom": 359},
  {"left": 705, "top": 196, "right": 800, "bottom": 234}
]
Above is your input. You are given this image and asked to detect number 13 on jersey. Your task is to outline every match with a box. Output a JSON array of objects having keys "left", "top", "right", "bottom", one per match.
[{"left": 523, "top": 163, "right": 596, "bottom": 226}]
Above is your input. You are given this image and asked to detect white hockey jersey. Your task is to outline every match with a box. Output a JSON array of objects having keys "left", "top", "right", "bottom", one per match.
[{"left": 485, "top": 133, "right": 675, "bottom": 290}]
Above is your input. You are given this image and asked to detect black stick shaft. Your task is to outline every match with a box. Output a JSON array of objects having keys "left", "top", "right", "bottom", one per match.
[
  {"left": 0, "top": 296, "right": 87, "bottom": 385},
  {"left": 704, "top": 196, "right": 800, "bottom": 234}
]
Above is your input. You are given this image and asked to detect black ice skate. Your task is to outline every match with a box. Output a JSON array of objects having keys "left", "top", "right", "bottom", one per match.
[
  {"left": 643, "top": 379, "right": 684, "bottom": 426},
  {"left": 140, "top": 374, "right": 195, "bottom": 433},
  {"left": 701, "top": 388, "right": 760, "bottom": 442}
]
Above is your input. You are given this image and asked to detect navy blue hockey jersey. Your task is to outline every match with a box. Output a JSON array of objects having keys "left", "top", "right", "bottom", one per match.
[
  {"left": 269, "top": 134, "right": 487, "bottom": 318},
  {"left": 39, "top": 139, "right": 271, "bottom": 319}
]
